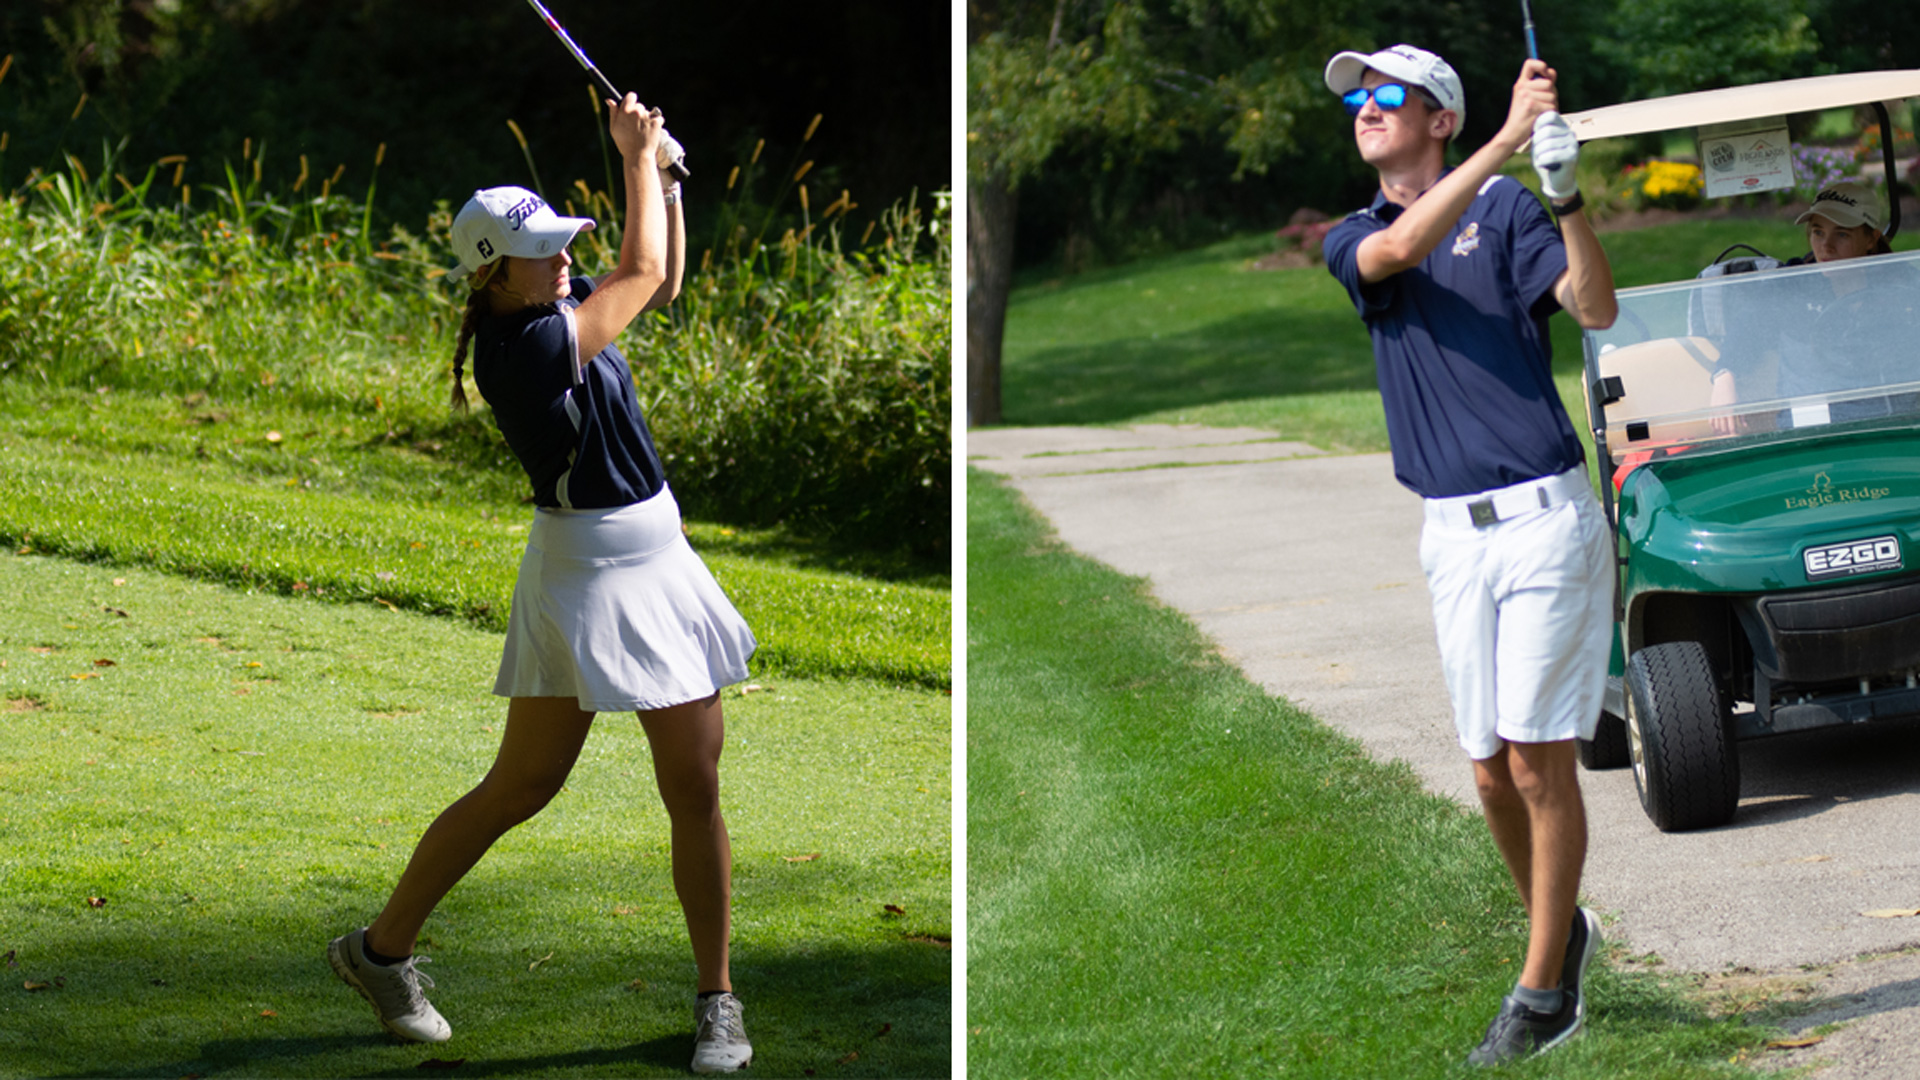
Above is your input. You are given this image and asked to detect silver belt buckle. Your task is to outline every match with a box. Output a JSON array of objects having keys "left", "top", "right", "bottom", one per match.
[{"left": 1468, "top": 498, "right": 1499, "bottom": 528}]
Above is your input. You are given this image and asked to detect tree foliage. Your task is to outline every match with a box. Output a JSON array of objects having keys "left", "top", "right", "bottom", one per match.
[
  {"left": 1803, "top": 0, "right": 1920, "bottom": 72},
  {"left": 1, "top": 0, "right": 948, "bottom": 234},
  {"left": 965, "top": 0, "right": 1348, "bottom": 422},
  {"left": 976, "top": 0, "right": 1628, "bottom": 276},
  {"left": 1598, "top": 0, "right": 1821, "bottom": 98},
  {"left": 968, "top": 0, "right": 1347, "bottom": 188}
]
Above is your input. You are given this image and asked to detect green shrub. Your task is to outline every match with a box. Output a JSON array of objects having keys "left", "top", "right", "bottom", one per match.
[
  {"left": 618, "top": 193, "right": 950, "bottom": 556},
  {"left": 0, "top": 138, "right": 950, "bottom": 558}
]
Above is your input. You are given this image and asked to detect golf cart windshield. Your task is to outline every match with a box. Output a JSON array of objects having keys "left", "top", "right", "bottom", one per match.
[{"left": 1584, "top": 248, "right": 1920, "bottom": 467}]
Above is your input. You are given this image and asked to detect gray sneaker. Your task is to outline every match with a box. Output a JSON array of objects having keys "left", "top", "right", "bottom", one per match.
[
  {"left": 327, "top": 928, "right": 452, "bottom": 1043},
  {"left": 1466, "top": 992, "right": 1581, "bottom": 1066},
  {"left": 691, "top": 992, "right": 752, "bottom": 1073},
  {"left": 1561, "top": 907, "right": 1602, "bottom": 1024}
]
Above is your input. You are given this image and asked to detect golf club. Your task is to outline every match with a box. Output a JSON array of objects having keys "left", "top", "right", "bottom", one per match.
[
  {"left": 1521, "top": 0, "right": 1572, "bottom": 193},
  {"left": 524, "top": 0, "right": 691, "bottom": 181}
]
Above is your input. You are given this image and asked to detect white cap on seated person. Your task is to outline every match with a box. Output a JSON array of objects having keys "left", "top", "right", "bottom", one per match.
[{"left": 1795, "top": 182, "right": 1883, "bottom": 231}]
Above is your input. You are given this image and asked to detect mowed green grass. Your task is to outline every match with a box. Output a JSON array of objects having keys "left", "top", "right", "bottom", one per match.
[
  {"left": 966, "top": 471, "right": 1770, "bottom": 1078},
  {"left": 998, "top": 216, "right": 1825, "bottom": 440},
  {"left": 0, "top": 386, "right": 948, "bottom": 691},
  {"left": 0, "top": 550, "right": 949, "bottom": 1078}
]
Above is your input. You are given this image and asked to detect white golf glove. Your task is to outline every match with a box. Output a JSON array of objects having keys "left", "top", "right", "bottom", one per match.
[
  {"left": 1532, "top": 110, "right": 1579, "bottom": 201},
  {"left": 656, "top": 132, "right": 686, "bottom": 174}
]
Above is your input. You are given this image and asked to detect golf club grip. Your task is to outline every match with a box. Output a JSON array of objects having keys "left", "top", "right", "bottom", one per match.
[{"left": 595, "top": 71, "right": 693, "bottom": 181}]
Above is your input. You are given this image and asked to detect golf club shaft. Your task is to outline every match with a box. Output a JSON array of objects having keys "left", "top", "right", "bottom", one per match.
[
  {"left": 1520, "top": 0, "right": 1571, "bottom": 195},
  {"left": 524, "top": 0, "right": 691, "bottom": 182}
]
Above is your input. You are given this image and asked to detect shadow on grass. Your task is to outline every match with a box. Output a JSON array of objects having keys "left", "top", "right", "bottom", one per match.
[
  {"left": 691, "top": 526, "right": 951, "bottom": 588},
  {"left": 20, "top": 938, "right": 948, "bottom": 1079},
  {"left": 1004, "top": 306, "right": 1377, "bottom": 426},
  {"left": 124, "top": 1035, "right": 686, "bottom": 1079}
]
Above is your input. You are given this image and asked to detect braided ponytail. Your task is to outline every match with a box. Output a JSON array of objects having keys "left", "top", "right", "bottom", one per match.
[{"left": 448, "top": 263, "right": 499, "bottom": 412}]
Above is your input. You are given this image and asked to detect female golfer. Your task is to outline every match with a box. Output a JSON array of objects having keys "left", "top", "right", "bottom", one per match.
[{"left": 328, "top": 94, "right": 756, "bottom": 1075}]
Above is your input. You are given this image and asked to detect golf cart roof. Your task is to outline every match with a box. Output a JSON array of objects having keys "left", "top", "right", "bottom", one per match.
[{"left": 1564, "top": 69, "right": 1920, "bottom": 142}]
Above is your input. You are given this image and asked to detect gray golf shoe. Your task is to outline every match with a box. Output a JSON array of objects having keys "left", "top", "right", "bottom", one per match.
[
  {"left": 1561, "top": 906, "right": 1602, "bottom": 1023},
  {"left": 327, "top": 928, "right": 452, "bottom": 1043},
  {"left": 1467, "top": 992, "right": 1581, "bottom": 1066},
  {"left": 691, "top": 991, "right": 753, "bottom": 1073}
]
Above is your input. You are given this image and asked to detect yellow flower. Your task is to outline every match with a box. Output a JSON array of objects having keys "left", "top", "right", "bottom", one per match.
[{"left": 1641, "top": 160, "right": 1703, "bottom": 200}]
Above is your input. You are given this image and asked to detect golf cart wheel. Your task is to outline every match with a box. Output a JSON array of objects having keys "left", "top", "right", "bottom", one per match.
[
  {"left": 1625, "top": 641, "right": 1740, "bottom": 832},
  {"left": 1577, "top": 710, "right": 1631, "bottom": 770}
]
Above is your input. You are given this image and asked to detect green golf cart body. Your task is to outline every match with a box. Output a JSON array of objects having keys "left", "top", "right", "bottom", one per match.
[{"left": 1565, "top": 70, "right": 1920, "bottom": 831}]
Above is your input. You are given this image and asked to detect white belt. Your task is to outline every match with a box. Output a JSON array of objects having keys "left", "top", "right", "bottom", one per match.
[{"left": 1424, "top": 465, "right": 1589, "bottom": 530}]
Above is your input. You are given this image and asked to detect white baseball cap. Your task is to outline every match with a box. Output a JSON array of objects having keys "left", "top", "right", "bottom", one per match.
[
  {"left": 1324, "top": 44, "right": 1466, "bottom": 140},
  {"left": 1795, "top": 181, "right": 1883, "bottom": 231},
  {"left": 447, "top": 186, "right": 595, "bottom": 284}
]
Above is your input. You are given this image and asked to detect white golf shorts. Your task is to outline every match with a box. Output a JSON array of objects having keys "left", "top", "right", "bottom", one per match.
[
  {"left": 494, "top": 486, "right": 757, "bottom": 713},
  {"left": 1418, "top": 466, "right": 1613, "bottom": 761}
]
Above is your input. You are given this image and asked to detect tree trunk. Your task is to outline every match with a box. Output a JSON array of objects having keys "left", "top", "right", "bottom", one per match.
[{"left": 967, "top": 170, "right": 1018, "bottom": 427}]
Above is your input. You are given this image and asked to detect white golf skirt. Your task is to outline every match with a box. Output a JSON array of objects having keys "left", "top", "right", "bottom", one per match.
[{"left": 494, "top": 487, "right": 757, "bottom": 712}]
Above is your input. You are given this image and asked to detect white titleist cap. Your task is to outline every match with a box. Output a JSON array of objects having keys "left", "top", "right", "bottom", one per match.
[
  {"left": 1795, "top": 181, "right": 1883, "bottom": 231},
  {"left": 447, "top": 186, "right": 595, "bottom": 284},
  {"left": 1324, "top": 44, "right": 1466, "bottom": 140}
]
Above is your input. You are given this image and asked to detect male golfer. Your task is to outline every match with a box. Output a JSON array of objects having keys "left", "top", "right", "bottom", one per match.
[{"left": 1320, "top": 45, "right": 1617, "bottom": 1065}]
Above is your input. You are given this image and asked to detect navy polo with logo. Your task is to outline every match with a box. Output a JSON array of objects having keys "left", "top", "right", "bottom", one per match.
[
  {"left": 1325, "top": 174, "right": 1584, "bottom": 499},
  {"left": 471, "top": 276, "right": 668, "bottom": 510}
]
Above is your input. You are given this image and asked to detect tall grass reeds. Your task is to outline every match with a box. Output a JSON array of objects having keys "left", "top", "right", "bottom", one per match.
[{"left": 0, "top": 116, "right": 950, "bottom": 557}]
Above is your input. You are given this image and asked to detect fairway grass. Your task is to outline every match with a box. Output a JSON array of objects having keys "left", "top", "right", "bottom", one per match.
[
  {"left": 0, "top": 552, "right": 949, "bottom": 1078},
  {"left": 967, "top": 470, "right": 1770, "bottom": 1078},
  {"left": 0, "top": 387, "right": 948, "bottom": 691}
]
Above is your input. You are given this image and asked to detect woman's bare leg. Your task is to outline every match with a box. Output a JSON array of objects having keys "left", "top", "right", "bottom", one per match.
[
  {"left": 365, "top": 696, "right": 597, "bottom": 957},
  {"left": 638, "top": 693, "right": 732, "bottom": 992}
]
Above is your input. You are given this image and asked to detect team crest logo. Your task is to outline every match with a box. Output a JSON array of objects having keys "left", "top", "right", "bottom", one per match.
[{"left": 1452, "top": 222, "right": 1481, "bottom": 257}]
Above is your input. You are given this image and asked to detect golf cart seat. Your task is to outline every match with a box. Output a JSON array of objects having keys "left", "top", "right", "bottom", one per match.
[{"left": 1592, "top": 336, "right": 1721, "bottom": 455}]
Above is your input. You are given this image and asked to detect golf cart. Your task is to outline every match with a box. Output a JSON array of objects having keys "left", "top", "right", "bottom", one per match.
[{"left": 1565, "top": 70, "right": 1920, "bottom": 832}]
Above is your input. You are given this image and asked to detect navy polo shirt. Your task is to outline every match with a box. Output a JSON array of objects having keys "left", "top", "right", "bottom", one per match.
[
  {"left": 1325, "top": 174, "right": 1584, "bottom": 499},
  {"left": 471, "top": 277, "right": 668, "bottom": 509}
]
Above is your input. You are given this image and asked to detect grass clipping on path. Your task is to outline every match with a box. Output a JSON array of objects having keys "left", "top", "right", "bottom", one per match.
[
  {"left": 0, "top": 553, "right": 949, "bottom": 1078},
  {"left": 966, "top": 469, "right": 1770, "bottom": 1078}
]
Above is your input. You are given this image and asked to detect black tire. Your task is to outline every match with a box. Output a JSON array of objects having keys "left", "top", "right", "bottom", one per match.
[
  {"left": 1577, "top": 710, "right": 1631, "bottom": 770},
  {"left": 1625, "top": 641, "right": 1740, "bottom": 832}
]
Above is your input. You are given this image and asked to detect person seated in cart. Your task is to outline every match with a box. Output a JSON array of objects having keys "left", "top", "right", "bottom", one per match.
[{"left": 1704, "top": 182, "right": 1920, "bottom": 433}]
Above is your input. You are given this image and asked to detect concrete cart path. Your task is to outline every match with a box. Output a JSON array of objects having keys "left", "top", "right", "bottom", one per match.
[{"left": 971, "top": 424, "right": 1920, "bottom": 1078}]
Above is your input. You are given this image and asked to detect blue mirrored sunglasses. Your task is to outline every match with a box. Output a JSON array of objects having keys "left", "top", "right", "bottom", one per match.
[{"left": 1342, "top": 83, "right": 1437, "bottom": 115}]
